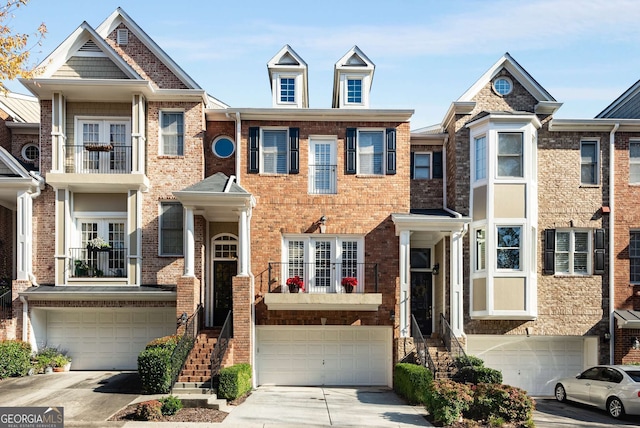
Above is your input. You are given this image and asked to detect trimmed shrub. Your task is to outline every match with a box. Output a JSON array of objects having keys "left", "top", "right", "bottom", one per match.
[
  {"left": 393, "top": 363, "right": 432, "bottom": 404},
  {"left": 218, "top": 363, "right": 252, "bottom": 400},
  {"left": 455, "top": 354, "right": 485, "bottom": 368},
  {"left": 160, "top": 395, "right": 183, "bottom": 416},
  {"left": 146, "top": 335, "right": 179, "bottom": 349},
  {"left": 138, "top": 336, "right": 178, "bottom": 394},
  {"left": 0, "top": 340, "right": 31, "bottom": 378},
  {"left": 469, "top": 383, "right": 535, "bottom": 423},
  {"left": 425, "top": 379, "right": 473, "bottom": 426},
  {"left": 134, "top": 400, "right": 162, "bottom": 421},
  {"left": 454, "top": 366, "right": 503, "bottom": 385}
]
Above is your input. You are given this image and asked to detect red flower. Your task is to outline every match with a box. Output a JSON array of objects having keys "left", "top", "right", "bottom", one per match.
[
  {"left": 286, "top": 276, "right": 305, "bottom": 291},
  {"left": 341, "top": 277, "right": 358, "bottom": 287}
]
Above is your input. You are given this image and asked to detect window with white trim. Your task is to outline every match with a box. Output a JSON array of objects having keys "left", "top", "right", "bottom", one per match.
[
  {"left": 160, "top": 202, "right": 183, "bottom": 256},
  {"left": 631, "top": 231, "right": 640, "bottom": 283},
  {"left": 22, "top": 143, "right": 39, "bottom": 163},
  {"left": 475, "top": 228, "right": 486, "bottom": 271},
  {"left": 555, "top": 230, "right": 590, "bottom": 275},
  {"left": 309, "top": 137, "right": 337, "bottom": 194},
  {"left": 580, "top": 140, "right": 598, "bottom": 185},
  {"left": 347, "top": 78, "right": 362, "bottom": 104},
  {"left": 358, "top": 130, "right": 384, "bottom": 175},
  {"left": 474, "top": 136, "right": 486, "bottom": 181},
  {"left": 261, "top": 129, "right": 288, "bottom": 174},
  {"left": 413, "top": 153, "right": 431, "bottom": 179},
  {"left": 630, "top": 140, "right": 640, "bottom": 184},
  {"left": 497, "top": 133, "right": 523, "bottom": 178},
  {"left": 279, "top": 77, "right": 295, "bottom": 103},
  {"left": 160, "top": 111, "right": 184, "bottom": 156},
  {"left": 496, "top": 226, "right": 521, "bottom": 270}
]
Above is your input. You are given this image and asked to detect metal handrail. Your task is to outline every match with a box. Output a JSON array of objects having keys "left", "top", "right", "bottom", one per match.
[
  {"left": 0, "top": 287, "right": 11, "bottom": 320},
  {"left": 411, "top": 314, "right": 436, "bottom": 374},
  {"left": 268, "top": 262, "right": 379, "bottom": 293},
  {"left": 68, "top": 247, "right": 128, "bottom": 278},
  {"left": 440, "top": 313, "right": 467, "bottom": 361},
  {"left": 308, "top": 164, "right": 337, "bottom": 194},
  {"left": 169, "top": 304, "right": 202, "bottom": 390},
  {"left": 209, "top": 310, "right": 232, "bottom": 392}
]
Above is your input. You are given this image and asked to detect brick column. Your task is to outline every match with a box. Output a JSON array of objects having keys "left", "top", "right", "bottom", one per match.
[
  {"left": 12, "top": 279, "right": 31, "bottom": 341},
  {"left": 176, "top": 276, "right": 200, "bottom": 333},
  {"left": 232, "top": 276, "right": 252, "bottom": 364}
]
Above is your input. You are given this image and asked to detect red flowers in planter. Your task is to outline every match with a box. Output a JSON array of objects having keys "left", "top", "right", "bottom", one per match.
[
  {"left": 286, "top": 276, "right": 305, "bottom": 293},
  {"left": 341, "top": 277, "right": 357, "bottom": 293}
]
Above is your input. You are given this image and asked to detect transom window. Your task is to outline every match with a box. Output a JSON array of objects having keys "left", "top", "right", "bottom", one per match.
[
  {"left": 496, "top": 226, "right": 521, "bottom": 270},
  {"left": 474, "top": 136, "right": 486, "bottom": 181},
  {"left": 580, "top": 140, "right": 598, "bottom": 185},
  {"left": 280, "top": 77, "right": 295, "bottom": 103},
  {"left": 160, "top": 111, "right": 184, "bottom": 156},
  {"left": 358, "top": 130, "right": 384, "bottom": 175},
  {"left": 630, "top": 140, "right": 640, "bottom": 184},
  {"left": 631, "top": 231, "right": 640, "bottom": 283},
  {"left": 555, "top": 230, "right": 590, "bottom": 275},
  {"left": 413, "top": 153, "right": 431, "bottom": 179},
  {"left": 497, "top": 133, "right": 523, "bottom": 178},
  {"left": 160, "top": 202, "right": 183, "bottom": 256},
  {"left": 213, "top": 234, "right": 238, "bottom": 259},
  {"left": 347, "top": 79, "right": 362, "bottom": 104},
  {"left": 261, "top": 129, "right": 288, "bottom": 174}
]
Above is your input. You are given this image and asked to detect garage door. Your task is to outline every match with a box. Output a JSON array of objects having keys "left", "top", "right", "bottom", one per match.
[
  {"left": 467, "top": 335, "right": 597, "bottom": 396},
  {"left": 42, "top": 308, "right": 175, "bottom": 370},
  {"left": 257, "top": 326, "right": 392, "bottom": 387}
]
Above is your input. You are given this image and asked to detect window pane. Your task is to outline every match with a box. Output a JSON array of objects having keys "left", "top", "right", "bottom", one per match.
[
  {"left": 347, "top": 79, "right": 362, "bottom": 103},
  {"left": 574, "top": 232, "right": 588, "bottom": 252},
  {"left": 414, "top": 153, "right": 430, "bottom": 179},
  {"left": 162, "top": 113, "right": 184, "bottom": 155},
  {"left": 280, "top": 78, "right": 295, "bottom": 103},
  {"left": 475, "top": 136, "right": 486, "bottom": 180},
  {"left": 555, "top": 253, "right": 569, "bottom": 273},
  {"left": 497, "top": 226, "right": 521, "bottom": 269},
  {"left": 497, "top": 133, "right": 523, "bottom": 177},
  {"left": 631, "top": 142, "right": 640, "bottom": 183},
  {"left": 288, "top": 241, "right": 304, "bottom": 279},
  {"left": 581, "top": 141, "right": 597, "bottom": 184},
  {"left": 556, "top": 232, "right": 570, "bottom": 252},
  {"left": 631, "top": 232, "right": 640, "bottom": 282},
  {"left": 341, "top": 241, "right": 358, "bottom": 278},
  {"left": 315, "top": 241, "right": 331, "bottom": 288},
  {"left": 359, "top": 131, "right": 383, "bottom": 174},
  {"left": 476, "top": 229, "right": 486, "bottom": 271},
  {"left": 160, "top": 203, "right": 183, "bottom": 255},
  {"left": 263, "top": 130, "right": 287, "bottom": 173}
]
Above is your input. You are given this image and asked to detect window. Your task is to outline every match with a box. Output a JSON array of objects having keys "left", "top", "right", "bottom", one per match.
[
  {"left": 160, "top": 202, "right": 183, "bottom": 256},
  {"left": 262, "top": 129, "right": 288, "bottom": 174},
  {"left": 555, "top": 230, "right": 590, "bottom": 275},
  {"left": 413, "top": 153, "right": 431, "bottom": 179},
  {"left": 309, "top": 137, "right": 336, "bottom": 194},
  {"left": 76, "top": 118, "right": 130, "bottom": 173},
  {"left": 280, "top": 77, "right": 295, "bottom": 103},
  {"left": 74, "top": 218, "right": 126, "bottom": 278},
  {"left": 497, "top": 133, "right": 523, "bottom": 177},
  {"left": 475, "top": 228, "right": 486, "bottom": 271},
  {"left": 248, "top": 127, "right": 299, "bottom": 174},
  {"left": 212, "top": 136, "right": 235, "bottom": 158},
  {"left": 358, "top": 130, "right": 384, "bottom": 175},
  {"left": 631, "top": 231, "right": 640, "bottom": 283},
  {"left": 630, "top": 140, "right": 640, "bottom": 183},
  {"left": 345, "top": 128, "right": 395, "bottom": 175},
  {"left": 22, "top": 143, "right": 39, "bottom": 163},
  {"left": 161, "top": 112, "right": 184, "bottom": 155},
  {"left": 580, "top": 140, "right": 598, "bottom": 185},
  {"left": 493, "top": 77, "right": 513, "bottom": 96},
  {"left": 496, "top": 226, "right": 521, "bottom": 270},
  {"left": 474, "top": 136, "right": 486, "bottom": 181},
  {"left": 347, "top": 79, "right": 362, "bottom": 104}
]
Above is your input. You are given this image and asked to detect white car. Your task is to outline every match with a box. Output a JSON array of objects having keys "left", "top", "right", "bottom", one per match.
[{"left": 555, "top": 365, "right": 640, "bottom": 419}]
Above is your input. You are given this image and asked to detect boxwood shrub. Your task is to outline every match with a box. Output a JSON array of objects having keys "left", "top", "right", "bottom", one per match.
[
  {"left": 469, "top": 383, "right": 535, "bottom": 423},
  {"left": 393, "top": 363, "right": 432, "bottom": 404},
  {"left": 452, "top": 354, "right": 502, "bottom": 385},
  {"left": 0, "top": 340, "right": 31, "bottom": 379},
  {"left": 138, "top": 335, "right": 179, "bottom": 394},
  {"left": 425, "top": 379, "right": 474, "bottom": 426},
  {"left": 218, "top": 363, "right": 252, "bottom": 400}
]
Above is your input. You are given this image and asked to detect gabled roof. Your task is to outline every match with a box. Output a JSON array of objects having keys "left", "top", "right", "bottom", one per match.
[
  {"left": 0, "top": 92, "right": 39, "bottom": 123},
  {"left": 332, "top": 46, "right": 375, "bottom": 108},
  {"left": 596, "top": 79, "right": 640, "bottom": 118},
  {"left": 178, "top": 172, "right": 249, "bottom": 194},
  {"left": 267, "top": 45, "right": 308, "bottom": 108},
  {"left": 95, "top": 7, "right": 201, "bottom": 90}
]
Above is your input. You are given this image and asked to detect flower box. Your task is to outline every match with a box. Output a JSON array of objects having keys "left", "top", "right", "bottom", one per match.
[{"left": 84, "top": 143, "right": 113, "bottom": 152}]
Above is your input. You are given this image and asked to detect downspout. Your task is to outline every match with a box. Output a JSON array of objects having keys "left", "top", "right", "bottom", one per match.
[
  {"left": 19, "top": 295, "right": 28, "bottom": 342},
  {"left": 230, "top": 112, "right": 241, "bottom": 186},
  {"left": 609, "top": 122, "right": 619, "bottom": 364},
  {"left": 28, "top": 171, "right": 44, "bottom": 287}
]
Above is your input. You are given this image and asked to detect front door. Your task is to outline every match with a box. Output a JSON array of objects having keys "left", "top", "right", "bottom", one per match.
[
  {"left": 213, "top": 260, "right": 235, "bottom": 326},
  {"left": 411, "top": 271, "right": 433, "bottom": 335}
]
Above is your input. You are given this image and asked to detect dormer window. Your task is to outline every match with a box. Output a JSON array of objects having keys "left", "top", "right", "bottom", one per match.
[
  {"left": 332, "top": 46, "right": 375, "bottom": 109},
  {"left": 280, "top": 77, "right": 295, "bottom": 104},
  {"left": 267, "top": 45, "right": 308, "bottom": 108},
  {"left": 347, "top": 79, "right": 362, "bottom": 104}
]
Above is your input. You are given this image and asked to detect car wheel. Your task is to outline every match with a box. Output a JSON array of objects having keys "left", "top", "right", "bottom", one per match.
[
  {"left": 554, "top": 384, "right": 567, "bottom": 402},
  {"left": 607, "top": 397, "right": 625, "bottom": 419}
]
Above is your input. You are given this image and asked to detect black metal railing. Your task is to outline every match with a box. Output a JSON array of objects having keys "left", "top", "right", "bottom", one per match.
[
  {"left": 440, "top": 313, "right": 467, "bottom": 361},
  {"left": 0, "top": 287, "right": 11, "bottom": 320},
  {"left": 63, "top": 144, "right": 133, "bottom": 174},
  {"left": 411, "top": 314, "right": 436, "bottom": 374},
  {"left": 210, "top": 310, "right": 232, "bottom": 392},
  {"left": 68, "top": 247, "right": 127, "bottom": 278},
  {"left": 170, "top": 304, "right": 202, "bottom": 390},
  {"left": 308, "top": 164, "right": 337, "bottom": 194},
  {"left": 268, "top": 262, "right": 378, "bottom": 293}
]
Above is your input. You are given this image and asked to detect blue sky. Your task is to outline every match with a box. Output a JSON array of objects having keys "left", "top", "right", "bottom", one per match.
[{"left": 4, "top": 0, "right": 640, "bottom": 129}]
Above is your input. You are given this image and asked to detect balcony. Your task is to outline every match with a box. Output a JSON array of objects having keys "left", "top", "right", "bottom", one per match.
[
  {"left": 308, "top": 164, "right": 337, "bottom": 194},
  {"left": 263, "top": 262, "right": 382, "bottom": 311},
  {"left": 64, "top": 144, "right": 132, "bottom": 174},
  {"left": 68, "top": 247, "right": 127, "bottom": 279}
]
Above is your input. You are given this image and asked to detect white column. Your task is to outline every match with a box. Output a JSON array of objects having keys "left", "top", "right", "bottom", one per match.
[
  {"left": 16, "top": 191, "right": 32, "bottom": 280},
  {"left": 238, "top": 208, "right": 249, "bottom": 276},
  {"left": 399, "top": 230, "right": 411, "bottom": 337},
  {"left": 184, "top": 207, "right": 195, "bottom": 277},
  {"left": 450, "top": 229, "right": 464, "bottom": 337}
]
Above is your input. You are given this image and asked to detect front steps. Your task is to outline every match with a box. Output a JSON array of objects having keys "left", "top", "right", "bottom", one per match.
[
  {"left": 176, "top": 328, "right": 221, "bottom": 385},
  {"left": 425, "top": 336, "right": 458, "bottom": 379}
]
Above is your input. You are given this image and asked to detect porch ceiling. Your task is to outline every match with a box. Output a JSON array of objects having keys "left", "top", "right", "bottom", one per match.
[{"left": 263, "top": 293, "right": 383, "bottom": 311}]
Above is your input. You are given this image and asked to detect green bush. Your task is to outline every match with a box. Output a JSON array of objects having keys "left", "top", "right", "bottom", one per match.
[
  {"left": 218, "top": 363, "right": 252, "bottom": 400},
  {"left": 32, "top": 346, "right": 70, "bottom": 373},
  {"left": 469, "top": 383, "right": 535, "bottom": 423},
  {"left": 455, "top": 354, "right": 485, "bottom": 368},
  {"left": 393, "top": 363, "right": 432, "bottom": 404},
  {"left": 453, "top": 366, "right": 503, "bottom": 385},
  {"left": 425, "top": 379, "right": 473, "bottom": 425},
  {"left": 0, "top": 340, "right": 31, "bottom": 378},
  {"left": 134, "top": 400, "right": 162, "bottom": 421},
  {"left": 146, "top": 335, "right": 179, "bottom": 349},
  {"left": 138, "top": 345, "right": 175, "bottom": 394},
  {"left": 160, "top": 395, "right": 183, "bottom": 416}
]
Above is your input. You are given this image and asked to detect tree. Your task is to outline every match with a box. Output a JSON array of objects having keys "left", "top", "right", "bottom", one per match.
[{"left": 0, "top": 0, "right": 45, "bottom": 92}]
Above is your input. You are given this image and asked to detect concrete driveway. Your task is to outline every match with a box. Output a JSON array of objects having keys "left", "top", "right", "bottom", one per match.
[{"left": 534, "top": 398, "right": 640, "bottom": 428}]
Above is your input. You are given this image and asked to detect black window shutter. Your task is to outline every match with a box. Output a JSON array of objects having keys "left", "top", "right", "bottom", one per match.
[
  {"left": 433, "top": 151, "right": 443, "bottom": 179},
  {"left": 543, "top": 229, "right": 555, "bottom": 275},
  {"left": 386, "top": 128, "right": 396, "bottom": 175},
  {"left": 289, "top": 127, "right": 299, "bottom": 174},
  {"left": 410, "top": 152, "right": 415, "bottom": 179},
  {"left": 594, "top": 228, "right": 605, "bottom": 275},
  {"left": 345, "top": 128, "right": 357, "bottom": 174},
  {"left": 248, "top": 127, "right": 259, "bottom": 173}
]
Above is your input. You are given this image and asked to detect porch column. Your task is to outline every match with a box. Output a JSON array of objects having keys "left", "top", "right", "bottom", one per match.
[
  {"left": 450, "top": 228, "right": 465, "bottom": 337},
  {"left": 16, "top": 191, "right": 32, "bottom": 281},
  {"left": 399, "top": 230, "right": 410, "bottom": 337},
  {"left": 238, "top": 207, "right": 250, "bottom": 276},
  {"left": 184, "top": 207, "right": 195, "bottom": 277}
]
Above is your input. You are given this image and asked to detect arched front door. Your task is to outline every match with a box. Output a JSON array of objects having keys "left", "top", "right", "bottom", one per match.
[{"left": 207, "top": 234, "right": 238, "bottom": 327}]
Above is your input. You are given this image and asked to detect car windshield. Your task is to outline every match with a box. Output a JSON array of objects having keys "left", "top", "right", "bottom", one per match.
[{"left": 623, "top": 370, "right": 640, "bottom": 382}]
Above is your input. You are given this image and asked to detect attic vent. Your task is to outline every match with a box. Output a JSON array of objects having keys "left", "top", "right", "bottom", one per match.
[
  {"left": 117, "top": 29, "right": 128, "bottom": 46},
  {"left": 345, "top": 54, "right": 366, "bottom": 66},
  {"left": 79, "top": 39, "right": 101, "bottom": 52},
  {"left": 277, "top": 52, "right": 299, "bottom": 66}
]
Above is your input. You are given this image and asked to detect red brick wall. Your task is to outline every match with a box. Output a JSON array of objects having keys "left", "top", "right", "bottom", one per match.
[
  {"left": 205, "top": 120, "right": 235, "bottom": 177},
  {"left": 410, "top": 143, "right": 444, "bottom": 209},
  {"left": 232, "top": 275, "right": 251, "bottom": 364}
]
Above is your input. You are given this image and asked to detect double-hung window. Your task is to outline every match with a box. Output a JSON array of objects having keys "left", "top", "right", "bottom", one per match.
[
  {"left": 555, "top": 230, "right": 590, "bottom": 275},
  {"left": 497, "top": 133, "right": 523, "bottom": 177},
  {"left": 262, "top": 130, "right": 288, "bottom": 174},
  {"left": 358, "top": 130, "right": 384, "bottom": 175},
  {"left": 280, "top": 77, "right": 295, "bottom": 103},
  {"left": 161, "top": 111, "right": 184, "bottom": 156},
  {"left": 345, "top": 128, "right": 397, "bottom": 175},
  {"left": 630, "top": 140, "right": 640, "bottom": 184},
  {"left": 248, "top": 127, "right": 299, "bottom": 175},
  {"left": 160, "top": 202, "right": 183, "bottom": 256},
  {"left": 474, "top": 136, "right": 486, "bottom": 181},
  {"left": 496, "top": 226, "right": 521, "bottom": 270},
  {"left": 413, "top": 153, "right": 431, "bottom": 179},
  {"left": 580, "top": 140, "right": 598, "bottom": 185},
  {"left": 631, "top": 232, "right": 640, "bottom": 283}
]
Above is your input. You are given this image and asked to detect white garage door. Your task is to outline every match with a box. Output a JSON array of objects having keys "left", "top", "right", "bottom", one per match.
[
  {"left": 257, "top": 326, "right": 392, "bottom": 387},
  {"left": 43, "top": 308, "right": 175, "bottom": 370},
  {"left": 467, "top": 335, "right": 597, "bottom": 396}
]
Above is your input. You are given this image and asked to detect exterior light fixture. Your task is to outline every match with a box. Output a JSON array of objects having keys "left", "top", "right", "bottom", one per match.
[
  {"left": 633, "top": 337, "right": 640, "bottom": 350},
  {"left": 432, "top": 263, "right": 439, "bottom": 276},
  {"left": 319, "top": 215, "right": 327, "bottom": 234}
]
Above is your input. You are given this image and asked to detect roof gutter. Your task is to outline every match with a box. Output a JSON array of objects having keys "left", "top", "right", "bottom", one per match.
[{"left": 609, "top": 122, "right": 619, "bottom": 364}]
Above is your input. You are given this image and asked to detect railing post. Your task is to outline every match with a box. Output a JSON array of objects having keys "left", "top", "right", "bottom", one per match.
[
  {"left": 374, "top": 264, "right": 378, "bottom": 293},
  {"left": 268, "top": 263, "right": 272, "bottom": 292}
]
